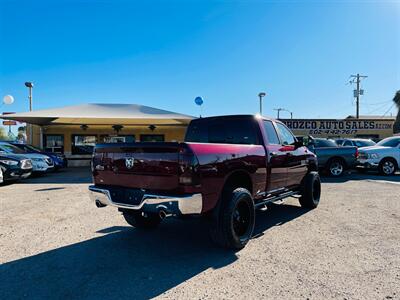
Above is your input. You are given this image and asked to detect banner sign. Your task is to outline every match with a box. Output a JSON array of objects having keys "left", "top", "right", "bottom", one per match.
[
  {"left": 3, "top": 120, "right": 17, "bottom": 126},
  {"left": 281, "top": 119, "right": 395, "bottom": 138}
]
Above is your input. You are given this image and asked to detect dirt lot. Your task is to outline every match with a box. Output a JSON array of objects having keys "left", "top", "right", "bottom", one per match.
[{"left": 1, "top": 168, "right": 399, "bottom": 300}]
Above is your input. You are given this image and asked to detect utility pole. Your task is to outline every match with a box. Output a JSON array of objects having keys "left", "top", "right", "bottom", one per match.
[
  {"left": 350, "top": 74, "right": 367, "bottom": 119},
  {"left": 258, "top": 92, "right": 266, "bottom": 115}
]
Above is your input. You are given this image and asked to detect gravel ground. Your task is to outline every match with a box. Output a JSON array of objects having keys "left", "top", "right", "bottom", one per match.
[{"left": 1, "top": 168, "right": 399, "bottom": 300}]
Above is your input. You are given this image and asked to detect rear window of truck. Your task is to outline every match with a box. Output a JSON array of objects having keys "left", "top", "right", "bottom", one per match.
[{"left": 185, "top": 118, "right": 259, "bottom": 145}]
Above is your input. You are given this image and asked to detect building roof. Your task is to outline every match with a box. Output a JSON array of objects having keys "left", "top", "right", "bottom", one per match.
[
  {"left": 0, "top": 103, "right": 195, "bottom": 125},
  {"left": 345, "top": 115, "right": 396, "bottom": 120}
]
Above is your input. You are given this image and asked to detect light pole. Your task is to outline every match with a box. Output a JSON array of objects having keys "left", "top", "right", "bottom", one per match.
[
  {"left": 258, "top": 92, "right": 266, "bottom": 115},
  {"left": 24, "top": 82, "right": 34, "bottom": 144}
]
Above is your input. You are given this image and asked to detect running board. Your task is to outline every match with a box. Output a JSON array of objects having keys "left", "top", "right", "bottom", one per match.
[{"left": 254, "top": 190, "right": 299, "bottom": 209}]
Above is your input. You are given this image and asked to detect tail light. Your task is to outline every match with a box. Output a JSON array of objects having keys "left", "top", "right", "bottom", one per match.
[
  {"left": 178, "top": 144, "right": 200, "bottom": 186},
  {"left": 354, "top": 148, "right": 359, "bottom": 159}
]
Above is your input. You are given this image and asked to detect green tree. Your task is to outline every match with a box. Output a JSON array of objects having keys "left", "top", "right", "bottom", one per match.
[
  {"left": 0, "top": 126, "right": 8, "bottom": 140},
  {"left": 393, "top": 90, "right": 400, "bottom": 134}
]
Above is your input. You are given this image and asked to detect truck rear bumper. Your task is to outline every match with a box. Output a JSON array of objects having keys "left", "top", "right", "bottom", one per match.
[{"left": 88, "top": 185, "right": 203, "bottom": 215}]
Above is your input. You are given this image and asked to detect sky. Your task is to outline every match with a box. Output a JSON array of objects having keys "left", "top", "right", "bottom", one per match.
[{"left": 0, "top": 0, "right": 399, "bottom": 135}]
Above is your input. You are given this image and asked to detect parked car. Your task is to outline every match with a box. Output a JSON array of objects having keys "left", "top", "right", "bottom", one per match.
[
  {"left": 357, "top": 136, "right": 400, "bottom": 175},
  {"left": 89, "top": 115, "right": 321, "bottom": 250},
  {"left": 0, "top": 153, "right": 33, "bottom": 181},
  {"left": 336, "top": 138, "right": 376, "bottom": 148},
  {"left": 299, "top": 137, "right": 358, "bottom": 177},
  {"left": 10, "top": 142, "right": 67, "bottom": 169},
  {"left": 0, "top": 142, "right": 54, "bottom": 172}
]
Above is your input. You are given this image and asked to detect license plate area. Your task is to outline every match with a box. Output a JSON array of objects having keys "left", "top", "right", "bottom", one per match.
[{"left": 108, "top": 187, "right": 145, "bottom": 206}]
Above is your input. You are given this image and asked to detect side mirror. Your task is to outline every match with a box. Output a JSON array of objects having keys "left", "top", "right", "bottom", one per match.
[{"left": 294, "top": 140, "right": 303, "bottom": 149}]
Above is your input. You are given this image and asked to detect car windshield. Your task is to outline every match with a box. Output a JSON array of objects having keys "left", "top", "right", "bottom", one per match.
[
  {"left": 313, "top": 139, "right": 338, "bottom": 147},
  {"left": 25, "top": 145, "right": 42, "bottom": 152},
  {"left": 376, "top": 137, "right": 400, "bottom": 147},
  {"left": 0, "top": 143, "right": 26, "bottom": 154}
]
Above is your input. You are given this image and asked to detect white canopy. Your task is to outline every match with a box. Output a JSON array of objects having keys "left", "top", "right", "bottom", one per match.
[{"left": 0, "top": 103, "right": 195, "bottom": 125}]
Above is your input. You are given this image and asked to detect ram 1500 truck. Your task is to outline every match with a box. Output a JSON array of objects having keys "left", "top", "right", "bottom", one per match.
[{"left": 89, "top": 115, "right": 321, "bottom": 249}]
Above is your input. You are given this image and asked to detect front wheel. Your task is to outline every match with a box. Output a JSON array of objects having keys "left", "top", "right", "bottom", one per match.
[
  {"left": 122, "top": 211, "right": 161, "bottom": 229},
  {"left": 209, "top": 188, "right": 255, "bottom": 250},
  {"left": 299, "top": 171, "right": 321, "bottom": 209}
]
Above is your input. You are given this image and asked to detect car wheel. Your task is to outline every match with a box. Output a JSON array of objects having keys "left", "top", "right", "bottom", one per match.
[
  {"left": 379, "top": 158, "right": 397, "bottom": 176},
  {"left": 122, "top": 211, "right": 161, "bottom": 229},
  {"left": 209, "top": 188, "right": 255, "bottom": 250},
  {"left": 327, "top": 158, "right": 345, "bottom": 177},
  {"left": 299, "top": 171, "right": 321, "bottom": 209}
]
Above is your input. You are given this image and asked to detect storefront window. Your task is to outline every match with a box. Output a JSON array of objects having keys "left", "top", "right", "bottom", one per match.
[
  {"left": 72, "top": 135, "right": 97, "bottom": 155},
  {"left": 140, "top": 134, "right": 165, "bottom": 142},
  {"left": 100, "top": 135, "right": 135, "bottom": 143},
  {"left": 44, "top": 135, "right": 64, "bottom": 153}
]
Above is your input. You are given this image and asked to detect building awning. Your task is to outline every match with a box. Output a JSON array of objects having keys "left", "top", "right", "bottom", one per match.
[{"left": 0, "top": 103, "right": 195, "bottom": 125}]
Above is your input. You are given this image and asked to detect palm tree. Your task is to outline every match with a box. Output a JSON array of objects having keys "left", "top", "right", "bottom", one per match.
[{"left": 394, "top": 90, "right": 400, "bottom": 134}]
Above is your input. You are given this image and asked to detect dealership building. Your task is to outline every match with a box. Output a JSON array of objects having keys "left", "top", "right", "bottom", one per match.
[
  {"left": 1, "top": 103, "right": 396, "bottom": 166},
  {"left": 0, "top": 103, "right": 194, "bottom": 166}
]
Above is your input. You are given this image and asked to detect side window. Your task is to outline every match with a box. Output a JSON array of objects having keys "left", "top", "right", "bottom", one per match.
[
  {"left": 276, "top": 123, "right": 296, "bottom": 145},
  {"left": 207, "top": 119, "right": 258, "bottom": 144},
  {"left": 263, "top": 121, "right": 280, "bottom": 145},
  {"left": 344, "top": 140, "right": 353, "bottom": 146},
  {"left": 225, "top": 119, "right": 258, "bottom": 144}
]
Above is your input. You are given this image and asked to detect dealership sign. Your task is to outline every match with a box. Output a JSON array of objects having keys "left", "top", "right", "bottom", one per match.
[{"left": 281, "top": 119, "right": 395, "bottom": 137}]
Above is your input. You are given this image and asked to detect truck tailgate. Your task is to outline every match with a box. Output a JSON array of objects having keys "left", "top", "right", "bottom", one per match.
[{"left": 92, "top": 142, "right": 182, "bottom": 191}]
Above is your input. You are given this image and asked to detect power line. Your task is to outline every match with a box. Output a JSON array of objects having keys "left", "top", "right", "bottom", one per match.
[
  {"left": 382, "top": 103, "right": 396, "bottom": 117},
  {"left": 366, "top": 102, "right": 394, "bottom": 115}
]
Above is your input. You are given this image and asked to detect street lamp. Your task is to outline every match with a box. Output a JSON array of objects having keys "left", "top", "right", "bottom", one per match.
[
  {"left": 24, "top": 82, "right": 34, "bottom": 112},
  {"left": 24, "top": 82, "right": 34, "bottom": 144},
  {"left": 258, "top": 92, "right": 266, "bottom": 115}
]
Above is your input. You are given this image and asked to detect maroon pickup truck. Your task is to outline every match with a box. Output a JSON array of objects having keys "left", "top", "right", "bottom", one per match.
[{"left": 89, "top": 115, "right": 320, "bottom": 249}]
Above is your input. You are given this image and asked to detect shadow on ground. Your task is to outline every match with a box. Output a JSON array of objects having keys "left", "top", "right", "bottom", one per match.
[
  {"left": 321, "top": 171, "right": 400, "bottom": 183},
  {"left": 19, "top": 167, "right": 92, "bottom": 184},
  {"left": 0, "top": 203, "right": 307, "bottom": 300}
]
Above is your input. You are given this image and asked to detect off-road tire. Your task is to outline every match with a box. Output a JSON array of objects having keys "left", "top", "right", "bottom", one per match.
[
  {"left": 209, "top": 188, "right": 255, "bottom": 250},
  {"left": 122, "top": 211, "right": 161, "bottom": 229},
  {"left": 379, "top": 158, "right": 397, "bottom": 176},
  {"left": 299, "top": 171, "right": 321, "bottom": 209},
  {"left": 326, "top": 158, "right": 345, "bottom": 177}
]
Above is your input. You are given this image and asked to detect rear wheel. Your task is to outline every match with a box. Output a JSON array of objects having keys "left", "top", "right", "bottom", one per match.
[
  {"left": 209, "top": 188, "right": 255, "bottom": 250},
  {"left": 379, "top": 158, "right": 397, "bottom": 176},
  {"left": 122, "top": 211, "right": 161, "bottom": 229},
  {"left": 327, "top": 158, "right": 345, "bottom": 177},
  {"left": 299, "top": 171, "right": 321, "bottom": 209}
]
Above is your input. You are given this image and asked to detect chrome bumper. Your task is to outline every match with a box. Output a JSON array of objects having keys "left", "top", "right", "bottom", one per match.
[
  {"left": 88, "top": 185, "right": 203, "bottom": 215},
  {"left": 356, "top": 160, "right": 379, "bottom": 169}
]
